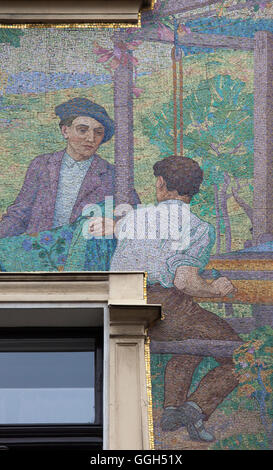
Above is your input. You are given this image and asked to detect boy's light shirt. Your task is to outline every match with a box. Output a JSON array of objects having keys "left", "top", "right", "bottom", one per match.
[
  {"left": 110, "top": 199, "right": 215, "bottom": 288},
  {"left": 52, "top": 152, "right": 94, "bottom": 228}
]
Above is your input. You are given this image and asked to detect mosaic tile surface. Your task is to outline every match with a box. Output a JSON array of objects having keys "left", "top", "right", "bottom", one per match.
[{"left": 0, "top": 0, "right": 272, "bottom": 450}]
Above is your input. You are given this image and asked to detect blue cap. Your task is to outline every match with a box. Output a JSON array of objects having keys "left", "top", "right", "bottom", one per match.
[{"left": 55, "top": 98, "right": 115, "bottom": 144}]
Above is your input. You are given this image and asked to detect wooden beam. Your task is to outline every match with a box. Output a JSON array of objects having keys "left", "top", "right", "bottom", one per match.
[
  {"left": 137, "top": 28, "right": 254, "bottom": 50},
  {"left": 226, "top": 317, "right": 255, "bottom": 334},
  {"left": 252, "top": 305, "right": 273, "bottom": 328},
  {"left": 169, "top": 0, "right": 264, "bottom": 23},
  {"left": 150, "top": 339, "right": 243, "bottom": 357},
  {"left": 177, "top": 32, "right": 254, "bottom": 50},
  {"left": 252, "top": 31, "right": 273, "bottom": 243}
]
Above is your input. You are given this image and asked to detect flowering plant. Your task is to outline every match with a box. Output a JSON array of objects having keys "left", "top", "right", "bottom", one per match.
[
  {"left": 93, "top": 40, "right": 143, "bottom": 98},
  {"left": 21, "top": 228, "right": 74, "bottom": 271},
  {"left": 233, "top": 327, "right": 273, "bottom": 446}
]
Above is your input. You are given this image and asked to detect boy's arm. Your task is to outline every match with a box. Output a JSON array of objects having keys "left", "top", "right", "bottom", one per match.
[{"left": 174, "top": 265, "right": 236, "bottom": 297}]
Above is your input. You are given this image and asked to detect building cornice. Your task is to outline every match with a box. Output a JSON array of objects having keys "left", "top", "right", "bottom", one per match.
[{"left": 0, "top": 1, "right": 156, "bottom": 28}]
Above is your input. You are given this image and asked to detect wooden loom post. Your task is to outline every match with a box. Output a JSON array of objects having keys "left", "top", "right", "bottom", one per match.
[
  {"left": 171, "top": 47, "right": 178, "bottom": 156},
  {"left": 113, "top": 31, "right": 135, "bottom": 206},
  {"left": 179, "top": 54, "right": 183, "bottom": 156},
  {"left": 252, "top": 30, "right": 273, "bottom": 244},
  {"left": 172, "top": 46, "right": 184, "bottom": 157}
]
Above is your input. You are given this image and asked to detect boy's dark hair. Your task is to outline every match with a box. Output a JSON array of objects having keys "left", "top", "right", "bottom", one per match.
[
  {"left": 59, "top": 115, "right": 79, "bottom": 129},
  {"left": 153, "top": 156, "right": 203, "bottom": 198}
]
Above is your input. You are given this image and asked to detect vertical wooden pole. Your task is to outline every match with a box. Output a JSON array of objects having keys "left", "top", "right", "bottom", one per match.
[
  {"left": 253, "top": 31, "right": 273, "bottom": 244},
  {"left": 113, "top": 32, "right": 135, "bottom": 206},
  {"left": 179, "top": 55, "right": 183, "bottom": 156},
  {"left": 172, "top": 47, "right": 178, "bottom": 156}
]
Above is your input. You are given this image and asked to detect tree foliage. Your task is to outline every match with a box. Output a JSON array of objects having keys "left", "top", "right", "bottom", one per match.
[
  {"left": 142, "top": 73, "right": 253, "bottom": 177},
  {"left": 141, "top": 74, "right": 254, "bottom": 251},
  {"left": 183, "top": 74, "right": 253, "bottom": 179},
  {"left": 0, "top": 29, "right": 24, "bottom": 48}
]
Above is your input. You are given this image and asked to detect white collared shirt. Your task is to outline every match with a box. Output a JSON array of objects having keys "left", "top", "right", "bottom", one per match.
[
  {"left": 52, "top": 152, "right": 93, "bottom": 228},
  {"left": 110, "top": 200, "right": 215, "bottom": 287}
]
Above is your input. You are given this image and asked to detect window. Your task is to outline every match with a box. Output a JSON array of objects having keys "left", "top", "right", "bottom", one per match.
[{"left": 0, "top": 327, "right": 103, "bottom": 451}]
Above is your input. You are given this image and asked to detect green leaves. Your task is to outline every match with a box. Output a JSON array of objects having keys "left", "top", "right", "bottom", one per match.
[
  {"left": 0, "top": 29, "right": 24, "bottom": 47},
  {"left": 20, "top": 233, "right": 70, "bottom": 270},
  {"left": 141, "top": 74, "right": 254, "bottom": 180},
  {"left": 183, "top": 74, "right": 254, "bottom": 179},
  {"left": 210, "top": 432, "right": 268, "bottom": 450},
  {"left": 231, "top": 327, "right": 273, "bottom": 448}
]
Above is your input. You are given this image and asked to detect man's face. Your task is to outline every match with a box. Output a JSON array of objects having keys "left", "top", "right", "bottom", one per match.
[{"left": 61, "top": 116, "right": 105, "bottom": 160}]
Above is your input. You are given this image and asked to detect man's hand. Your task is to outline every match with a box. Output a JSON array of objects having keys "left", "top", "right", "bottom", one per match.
[
  {"left": 88, "top": 217, "right": 115, "bottom": 237},
  {"left": 211, "top": 276, "right": 236, "bottom": 297}
]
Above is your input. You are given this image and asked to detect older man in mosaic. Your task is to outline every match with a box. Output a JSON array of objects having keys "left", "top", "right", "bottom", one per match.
[
  {"left": 110, "top": 155, "right": 241, "bottom": 442},
  {"left": 0, "top": 97, "right": 139, "bottom": 238}
]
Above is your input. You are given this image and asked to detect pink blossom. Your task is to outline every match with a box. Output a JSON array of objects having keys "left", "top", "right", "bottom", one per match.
[
  {"left": 133, "top": 86, "right": 144, "bottom": 98},
  {"left": 93, "top": 39, "right": 142, "bottom": 94},
  {"left": 109, "top": 57, "right": 120, "bottom": 70},
  {"left": 93, "top": 45, "right": 111, "bottom": 55},
  {"left": 94, "top": 40, "right": 141, "bottom": 71},
  {"left": 127, "top": 40, "right": 142, "bottom": 50},
  {"left": 157, "top": 23, "right": 174, "bottom": 42},
  {"left": 96, "top": 51, "right": 114, "bottom": 63}
]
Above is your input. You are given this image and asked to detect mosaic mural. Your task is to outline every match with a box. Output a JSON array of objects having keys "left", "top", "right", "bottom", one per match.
[{"left": 0, "top": 0, "right": 273, "bottom": 450}]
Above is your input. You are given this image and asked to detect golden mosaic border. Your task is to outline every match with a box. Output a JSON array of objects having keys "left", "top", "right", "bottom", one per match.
[
  {"left": 144, "top": 336, "right": 155, "bottom": 450},
  {"left": 0, "top": 14, "right": 141, "bottom": 29},
  {"left": 143, "top": 272, "right": 148, "bottom": 302},
  {"left": 143, "top": 271, "right": 154, "bottom": 450}
]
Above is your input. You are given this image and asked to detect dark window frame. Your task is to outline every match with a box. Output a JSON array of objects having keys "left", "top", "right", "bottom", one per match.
[{"left": 0, "top": 327, "right": 103, "bottom": 451}]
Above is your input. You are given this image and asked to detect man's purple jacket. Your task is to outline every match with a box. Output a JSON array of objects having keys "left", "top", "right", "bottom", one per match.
[{"left": 0, "top": 149, "right": 140, "bottom": 238}]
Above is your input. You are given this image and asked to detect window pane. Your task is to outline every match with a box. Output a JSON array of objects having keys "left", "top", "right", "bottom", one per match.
[{"left": 0, "top": 351, "right": 95, "bottom": 424}]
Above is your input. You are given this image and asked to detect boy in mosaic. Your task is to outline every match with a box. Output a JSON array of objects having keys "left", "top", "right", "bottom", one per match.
[
  {"left": 110, "top": 155, "right": 241, "bottom": 442},
  {"left": 0, "top": 97, "right": 139, "bottom": 238}
]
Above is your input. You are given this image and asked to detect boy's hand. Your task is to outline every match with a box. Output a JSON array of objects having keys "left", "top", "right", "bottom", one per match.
[{"left": 211, "top": 276, "right": 237, "bottom": 297}]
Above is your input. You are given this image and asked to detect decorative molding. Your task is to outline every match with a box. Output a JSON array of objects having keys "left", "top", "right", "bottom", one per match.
[
  {"left": 108, "top": 303, "right": 160, "bottom": 449},
  {"left": 0, "top": 0, "right": 155, "bottom": 28},
  {"left": 0, "top": 272, "right": 147, "bottom": 304}
]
